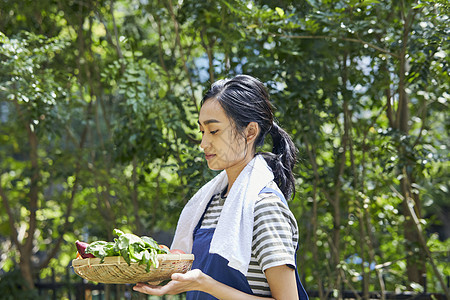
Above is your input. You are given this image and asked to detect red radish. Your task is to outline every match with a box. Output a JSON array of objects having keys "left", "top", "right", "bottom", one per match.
[
  {"left": 75, "top": 240, "right": 95, "bottom": 258},
  {"left": 170, "top": 249, "right": 186, "bottom": 254}
]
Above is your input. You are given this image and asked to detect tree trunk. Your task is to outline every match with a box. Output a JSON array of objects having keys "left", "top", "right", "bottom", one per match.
[
  {"left": 303, "top": 136, "right": 325, "bottom": 299},
  {"left": 131, "top": 157, "right": 143, "bottom": 235},
  {"left": 401, "top": 177, "right": 426, "bottom": 285},
  {"left": 19, "top": 122, "right": 40, "bottom": 288},
  {"left": 395, "top": 5, "right": 427, "bottom": 287},
  {"left": 19, "top": 258, "right": 34, "bottom": 289}
]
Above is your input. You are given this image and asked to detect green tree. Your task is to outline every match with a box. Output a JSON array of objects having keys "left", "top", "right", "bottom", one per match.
[{"left": 0, "top": 0, "right": 448, "bottom": 298}]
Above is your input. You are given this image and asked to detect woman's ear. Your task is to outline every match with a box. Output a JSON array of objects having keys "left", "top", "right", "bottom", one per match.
[{"left": 245, "top": 122, "right": 259, "bottom": 144}]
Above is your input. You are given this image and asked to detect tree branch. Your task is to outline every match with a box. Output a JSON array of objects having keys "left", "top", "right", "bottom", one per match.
[
  {"left": 166, "top": 0, "right": 199, "bottom": 112},
  {"left": 200, "top": 27, "right": 215, "bottom": 83},
  {"left": 382, "top": 61, "right": 396, "bottom": 129},
  {"left": 268, "top": 32, "right": 400, "bottom": 58},
  {"left": 24, "top": 121, "right": 39, "bottom": 255},
  {"left": 152, "top": 8, "right": 172, "bottom": 90},
  {"left": 412, "top": 97, "right": 429, "bottom": 149},
  {"left": 390, "top": 183, "right": 449, "bottom": 298},
  {"left": 395, "top": 6, "right": 419, "bottom": 131},
  {"left": 11, "top": 97, "right": 39, "bottom": 260},
  {"left": 0, "top": 184, "right": 22, "bottom": 254},
  {"left": 109, "top": 0, "right": 123, "bottom": 60},
  {"left": 95, "top": 1, "right": 125, "bottom": 73}
]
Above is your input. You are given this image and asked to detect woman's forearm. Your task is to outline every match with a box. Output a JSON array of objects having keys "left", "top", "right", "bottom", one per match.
[
  {"left": 199, "top": 273, "right": 274, "bottom": 300},
  {"left": 133, "top": 269, "right": 273, "bottom": 298}
]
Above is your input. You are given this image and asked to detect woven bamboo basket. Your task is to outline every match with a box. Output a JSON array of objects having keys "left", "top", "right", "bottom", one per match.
[{"left": 72, "top": 254, "right": 194, "bottom": 284}]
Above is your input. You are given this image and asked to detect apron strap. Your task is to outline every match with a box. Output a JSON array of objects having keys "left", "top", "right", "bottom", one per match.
[
  {"left": 259, "top": 187, "right": 287, "bottom": 205},
  {"left": 259, "top": 186, "right": 309, "bottom": 300}
]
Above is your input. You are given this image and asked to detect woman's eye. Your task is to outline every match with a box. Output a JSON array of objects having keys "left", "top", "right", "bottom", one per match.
[{"left": 199, "top": 129, "right": 218, "bottom": 135}]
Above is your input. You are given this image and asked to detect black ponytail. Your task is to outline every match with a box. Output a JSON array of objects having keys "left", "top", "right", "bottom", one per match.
[
  {"left": 260, "top": 122, "right": 297, "bottom": 200},
  {"left": 201, "top": 75, "right": 297, "bottom": 200}
]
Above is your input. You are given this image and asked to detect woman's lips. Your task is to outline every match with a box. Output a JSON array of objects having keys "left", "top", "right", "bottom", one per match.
[{"left": 205, "top": 154, "right": 216, "bottom": 160}]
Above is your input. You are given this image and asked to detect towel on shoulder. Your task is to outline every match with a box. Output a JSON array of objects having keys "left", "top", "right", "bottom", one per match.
[{"left": 171, "top": 154, "right": 274, "bottom": 275}]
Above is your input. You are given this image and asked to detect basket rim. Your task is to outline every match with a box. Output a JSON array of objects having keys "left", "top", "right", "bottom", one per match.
[{"left": 72, "top": 254, "right": 194, "bottom": 268}]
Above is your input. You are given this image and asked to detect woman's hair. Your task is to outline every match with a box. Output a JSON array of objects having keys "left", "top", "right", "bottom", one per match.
[{"left": 201, "top": 75, "right": 297, "bottom": 200}]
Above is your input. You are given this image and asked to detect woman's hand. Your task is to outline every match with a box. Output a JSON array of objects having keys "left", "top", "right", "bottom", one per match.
[
  {"left": 133, "top": 269, "right": 206, "bottom": 296},
  {"left": 133, "top": 266, "right": 295, "bottom": 299}
]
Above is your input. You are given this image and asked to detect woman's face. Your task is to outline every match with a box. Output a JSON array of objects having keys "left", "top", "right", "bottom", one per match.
[{"left": 198, "top": 99, "right": 248, "bottom": 171}]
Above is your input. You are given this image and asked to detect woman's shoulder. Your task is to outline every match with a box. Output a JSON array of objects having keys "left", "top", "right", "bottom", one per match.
[
  {"left": 257, "top": 181, "right": 286, "bottom": 204},
  {"left": 254, "top": 181, "right": 294, "bottom": 218},
  {"left": 253, "top": 182, "right": 299, "bottom": 237}
]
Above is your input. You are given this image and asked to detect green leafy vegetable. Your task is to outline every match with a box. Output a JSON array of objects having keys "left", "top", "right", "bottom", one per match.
[
  {"left": 85, "top": 229, "right": 169, "bottom": 271},
  {"left": 85, "top": 241, "right": 118, "bottom": 262}
]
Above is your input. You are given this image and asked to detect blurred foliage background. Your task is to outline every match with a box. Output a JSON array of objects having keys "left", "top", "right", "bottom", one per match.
[{"left": 0, "top": 0, "right": 449, "bottom": 299}]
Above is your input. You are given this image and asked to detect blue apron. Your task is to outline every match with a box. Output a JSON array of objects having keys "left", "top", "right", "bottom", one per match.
[{"left": 186, "top": 187, "right": 309, "bottom": 299}]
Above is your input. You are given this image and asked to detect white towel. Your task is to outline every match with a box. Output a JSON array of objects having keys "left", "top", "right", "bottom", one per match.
[{"left": 171, "top": 155, "right": 274, "bottom": 275}]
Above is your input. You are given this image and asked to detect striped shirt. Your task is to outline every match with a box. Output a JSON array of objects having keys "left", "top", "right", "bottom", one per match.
[{"left": 199, "top": 181, "right": 299, "bottom": 297}]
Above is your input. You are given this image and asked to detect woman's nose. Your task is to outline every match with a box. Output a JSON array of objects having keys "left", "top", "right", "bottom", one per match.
[{"left": 200, "top": 134, "right": 209, "bottom": 150}]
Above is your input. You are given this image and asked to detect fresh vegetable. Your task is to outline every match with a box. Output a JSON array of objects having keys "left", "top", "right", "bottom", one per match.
[
  {"left": 85, "top": 241, "right": 117, "bottom": 260},
  {"left": 75, "top": 240, "right": 95, "bottom": 258},
  {"left": 159, "top": 244, "right": 170, "bottom": 252},
  {"left": 80, "top": 229, "right": 170, "bottom": 272},
  {"left": 170, "top": 249, "right": 186, "bottom": 254}
]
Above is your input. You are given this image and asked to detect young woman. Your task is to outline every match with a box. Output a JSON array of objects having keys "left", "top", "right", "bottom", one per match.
[{"left": 134, "top": 75, "right": 308, "bottom": 299}]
